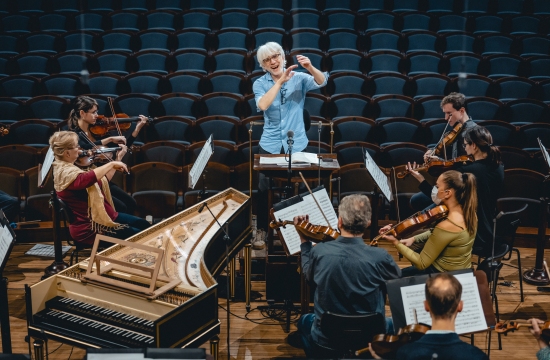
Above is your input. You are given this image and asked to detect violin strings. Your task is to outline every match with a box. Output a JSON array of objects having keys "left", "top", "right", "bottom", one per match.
[{"left": 79, "top": 131, "right": 116, "bottom": 164}]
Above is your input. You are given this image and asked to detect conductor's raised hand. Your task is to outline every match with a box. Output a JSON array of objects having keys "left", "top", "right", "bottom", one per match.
[
  {"left": 296, "top": 55, "right": 312, "bottom": 70},
  {"left": 279, "top": 65, "right": 298, "bottom": 85}
]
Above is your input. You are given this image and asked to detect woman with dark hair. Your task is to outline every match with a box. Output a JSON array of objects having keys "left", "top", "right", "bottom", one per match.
[
  {"left": 380, "top": 170, "right": 478, "bottom": 277},
  {"left": 405, "top": 126, "right": 504, "bottom": 256},
  {"left": 49, "top": 131, "right": 150, "bottom": 245},
  {"left": 67, "top": 96, "right": 147, "bottom": 150},
  {"left": 66, "top": 96, "right": 148, "bottom": 214}
]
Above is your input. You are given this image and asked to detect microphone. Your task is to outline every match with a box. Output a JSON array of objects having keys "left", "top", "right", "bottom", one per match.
[
  {"left": 287, "top": 130, "right": 294, "bottom": 145},
  {"left": 198, "top": 203, "right": 206, "bottom": 213},
  {"left": 495, "top": 211, "right": 505, "bottom": 220}
]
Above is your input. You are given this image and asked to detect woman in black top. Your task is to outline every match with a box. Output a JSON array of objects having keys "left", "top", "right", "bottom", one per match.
[
  {"left": 406, "top": 126, "right": 504, "bottom": 255},
  {"left": 66, "top": 96, "right": 148, "bottom": 214}
]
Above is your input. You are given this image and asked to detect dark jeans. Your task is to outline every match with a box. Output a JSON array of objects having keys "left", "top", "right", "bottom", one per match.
[
  {"left": 296, "top": 313, "right": 394, "bottom": 358},
  {"left": 110, "top": 212, "right": 151, "bottom": 240},
  {"left": 257, "top": 146, "right": 284, "bottom": 229},
  {"left": 0, "top": 190, "right": 19, "bottom": 222},
  {"left": 109, "top": 183, "right": 136, "bottom": 215},
  {"left": 400, "top": 264, "right": 441, "bottom": 278}
]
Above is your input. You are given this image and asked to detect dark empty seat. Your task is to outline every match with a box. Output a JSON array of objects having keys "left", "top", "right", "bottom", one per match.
[
  {"left": 527, "top": 56, "right": 550, "bottom": 81},
  {"left": 405, "top": 51, "right": 444, "bottom": 76},
  {"left": 359, "top": 10, "right": 397, "bottom": 33},
  {"left": 157, "top": 93, "right": 199, "bottom": 119},
  {"left": 0, "top": 75, "right": 40, "bottom": 100},
  {"left": 465, "top": 96, "right": 504, "bottom": 121},
  {"left": 329, "top": 94, "right": 370, "bottom": 119},
  {"left": 172, "top": 49, "right": 210, "bottom": 74},
  {"left": 89, "top": 50, "right": 131, "bottom": 75},
  {"left": 453, "top": 74, "right": 493, "bottom": 98},
  {"left": 365, "top": 30, "right": 402, "bottom": 53},
  {"left": 326, "top": 72, "right": 368, "bottom": 97},
  {"left": 364, "top": 73, "right": 409, "bottom": 98},
  {"left": 130, "top": 50, "right": 171, "bottom": 75},
  {"left": 365, "top": 51, "right": 404, "bottom": 75},
  {"left": 504, "top": 99, "right": 549, "bottom": 125},
  {"left": 370, "top": 95, "right": 414, "bottom": 121},
  {"left": 327, "top": 50, "right": 366, "bottom": 74},
  {"left": 447, "top": 53, "right": 482, "bottom": 77},
  {"left": 410, "top": 74, "right": 452, "bottom": 99}
]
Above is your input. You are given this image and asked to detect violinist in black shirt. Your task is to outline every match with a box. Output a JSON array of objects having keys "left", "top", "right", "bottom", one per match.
[{"left": 407, "top": 126, "right": 504, "bottom": 256}]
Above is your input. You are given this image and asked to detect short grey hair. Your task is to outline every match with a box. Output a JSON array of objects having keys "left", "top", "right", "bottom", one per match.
[
  {"left": 338, "top": 194, "right": 372, "bottom": 235},
  {"left": 256, "top": 42, "right": 286, "bottom": 71}
]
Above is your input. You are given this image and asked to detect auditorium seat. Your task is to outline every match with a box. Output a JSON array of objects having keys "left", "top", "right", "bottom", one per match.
[
  {"left": 250, "top": 29, "right": 289, "bottom": 52},
  {"left": 518, "top": 36, "right": 550, "bottom": 57},
  {"left": 442, "top": 32, "right": 476, "bottom": 55},
  {"left": 108, "top": 10, "right": 142, "bottom": 32},
  {"left": 212, "top": 28, "right": 249, "bottom": 51},
  {"left": 364, "top": 73, "right": 409, "bottom": 98},
  {"left": 135, "top": 30, "right": 175, "bottom": 52},
  {"left": 327, "top": 29, "right": 364, "bottom": 53},
  {"left": 144, "top": 10, "right": 178, "bottom": 32},
  {"left": 474, "top": 120, "right": 518, "bottom": 147},
  {"left": 410, "top": 74, "right": 452, "bottom": 99},
  {"left": 324, "top": 9, "right": 358, "bottom": 31},
  {"left": 472, "top": 15, "right": 504, "bottom": 35},
  {"left": 148, "top": 116, "right": 194, "bottom": 145},
  {"left": 157, "top": 93, "right": 199, "bottom": 119},
  {"left": 172, "top": 49, "right": 210, "bottom": 74},
  {"left": 165, "top": 72, "right": 205, "bottom": 96},
  {"left": 403, "top": 31, "right": 441, "bottom": 54},
  {"left": 130, "top": 50, "right": 170, "bottom": 75},
  {"left": 200, "top": 92, "right": 243, "bottom": 119},
  {"left": 210, "top": 49, "right": 249, "bottom": 74},
  {"left": 465, "top": 96, "right": 505, "bottom": 121},
  {"left": 376, "top": 117, "right": 423, "bottom": 146},
  {"left": 360, "top": 10, "right": 397, "bottom": 33},
  {"left": 25, "top": 95, "right": 70, "bottom": 123},
  {"left": 6, "top": 119, "right": 55, "bottom": 148},
  {"left": 74, "top": 12, "right": 105, "bottom": 33},
  {"left": 256, "top": 9, "right": 289, "bottom": 31},
  {"left": 365, "top": 30, "right": 402, "bottom": 53},
  {"left": 481, "top": 54, "right": 526, "bottom": 79},
  {"left": 120, "top": 72, "right": 165, "bottom": 97},
  {"left": 95, "top": 30, "right": 136, "bottom": 53},
  {"left": 414, "top": 95, "right": 444, "bottom": 122},
  {"left": 526, "top": 56, "right": 550, "bottom": 80},
  {"left": 329, "top": 94, "right": 370, "bottom": 119},
  {"left": 332, "top": 116, "right": 376, "bottom": 145},
  {"left": 195, "top": 115, "right": 239, "bottom": 144},
  {"left": 453, "top": 74, "right": 493, "bottom": 98},
  {"left": 325, "top": 72, "right": 368, "bottom": 97},
  {"left": 503, "top": 99, "right": 549, "bottom": 125},
  {"left": 435, "top": 14, "right": 467, "bottom": 34},
  {"left": 370, "top": 95, "right": 414, "bottom": 122},
  {"left": 494, "top": 77, "right": 537, "bottom": 102},
  {"left": 85, "top": 73, "right": 122, "bottom": 97},
  {"left": 507, "top": 15, "right": 544, "bottom": 36},
  {"left": 61, "top": 30, "right": 96, "bottom": 53},
  {"left": 405, "top": 51, "right": 445, "bottom": 76},
  {"left": 217, "top": 9, "right": 252, "bottom": 31},
  {"left": 181, "top": 10, "right": 212, "bottom": 31},
  {"left": 21, "top": 32, "right": 60, "bottom": 55},
  {"left": 206, "top": 72, "right": 250, "bottom": 95},
  {"left": 365, "top": 51, "right": 405, "bottom": 75},
  {"left": 113, "top": 93, "right": 157, "bottom": 118},
  {"left": 447, "top": 53, "right": 482, "bottom": 77},
  {"left": 0, "top": 75, "right": 40, "bottom": 100},
  {"left": 327, "top": 49, "right": 366, "bottom": 74},
  {"left": 401, "top": 11, "right": 433, "bottom": 33},
  {"left": 40, "top": 74, "right": 81, "bottom": 98}
]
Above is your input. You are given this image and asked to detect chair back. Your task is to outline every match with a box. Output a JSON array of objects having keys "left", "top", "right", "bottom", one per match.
[
  {"left": 319, "top": 311, "right": 386, "bottom": 355},
  {"left": 51, "top": 190, "right": 75, "bottom": 246},
  {"left": 494, "top": 203, "right": 527, "bottom": 256}
]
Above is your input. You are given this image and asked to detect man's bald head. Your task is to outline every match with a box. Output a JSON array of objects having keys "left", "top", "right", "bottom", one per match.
[{"left": 425, "top": 273, "right": 462, "bottom": 320}]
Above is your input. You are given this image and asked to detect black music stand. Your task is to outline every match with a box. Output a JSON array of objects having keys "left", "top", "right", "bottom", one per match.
[
  {"left": 525, "top": 138, "right": 550, "bottom": 285},
  {"left": 363, "top": 148, "right": 394, "bottom": 241},
  {"left": 0, "top": 209, "right": 16, "bottom": 353}
]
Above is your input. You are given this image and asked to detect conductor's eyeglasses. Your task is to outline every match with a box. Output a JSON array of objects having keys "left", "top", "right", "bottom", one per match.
[{"left": 262, "top": 53, "right": 281, "bottom": 64}]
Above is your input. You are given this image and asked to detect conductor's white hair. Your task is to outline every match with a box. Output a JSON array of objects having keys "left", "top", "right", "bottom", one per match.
[{"left": 256, "top": 42, "right": 286, "bottom": 71}]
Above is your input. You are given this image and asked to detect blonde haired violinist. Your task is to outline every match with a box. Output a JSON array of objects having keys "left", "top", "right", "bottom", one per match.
[{"left": 379, "top": 170, "right": 478, "bottom": 277}]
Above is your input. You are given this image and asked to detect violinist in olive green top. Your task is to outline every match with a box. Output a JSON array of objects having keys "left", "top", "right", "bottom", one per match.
[{"left": 379, "top": 170, "right": 478, "bottom": 277}]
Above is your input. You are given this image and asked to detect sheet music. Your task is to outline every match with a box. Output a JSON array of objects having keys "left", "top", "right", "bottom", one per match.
[
  {"left": 399, "top": 272, "right": 487, "bottom": 334},
  {"left": 273, "top": 187, "right": 338, "bottom": 255},
  {"left": 0, "top": 223, "right": 13, "bottom": 272},
  {"left": 188, "top": 135, "right": 213, "bottom": 189},
  {"left": 363, "top": 149, "right": 393, "bottom": 201},
  {"left": 538, "top": 138, "right": 550, "bottom": 171},
  {"left": 259, "top": 152, "right": 319, "bottom": 166},
  {"left": 39, "top": 147, "right": 55, "bottom": 187}
]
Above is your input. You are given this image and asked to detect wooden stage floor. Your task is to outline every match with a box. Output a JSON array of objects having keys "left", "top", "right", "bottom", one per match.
[{"left": 1, "top": 241, "right": 549, "bottom": 359}]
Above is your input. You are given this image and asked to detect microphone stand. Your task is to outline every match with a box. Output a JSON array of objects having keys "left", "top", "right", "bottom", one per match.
[
  {"left": 285, "top": 137, "right": 294, "bottom": 199},
  {"left": 200, "top": 202, "right": 231, "bottom": 360},
  {"left": 317, "top": 121, "right": 322, "bottom": 186},
  {"left": 489, "top": 213, "right": 503, "bottom": 307}
]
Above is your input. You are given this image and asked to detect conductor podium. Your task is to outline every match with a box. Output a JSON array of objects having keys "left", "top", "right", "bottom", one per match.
[{"left": 254, "top": 153, "right": 339, "bottom": 330}]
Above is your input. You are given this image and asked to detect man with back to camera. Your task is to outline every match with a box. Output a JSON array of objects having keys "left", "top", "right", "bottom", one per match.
[
  {"left": 369, "top": 272, "right": 488, "bottom": 360},
  {"left": 290, "top": 194, "right": 401, "bottom": 358},
  {"left": 253, "top": 42, "right": 328, "bottom": 239}
]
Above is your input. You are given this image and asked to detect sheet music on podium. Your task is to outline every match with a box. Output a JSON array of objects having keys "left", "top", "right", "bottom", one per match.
[
  {"left": 272, "top": 186, "right": 338, "bottom": 255},
  {"left": 388, "top": 270, "right": 487, "bottom": 334},
  {"left": 188, "top": 134, "right": 213, "bottom": 189},
  {"left": 364, "top": 148, "right": 393, "bottom": 202}
]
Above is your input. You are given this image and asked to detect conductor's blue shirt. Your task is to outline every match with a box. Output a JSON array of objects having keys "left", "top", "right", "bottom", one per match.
[{"left": 253, "top": 70, "right": 328, "bottom": 154}]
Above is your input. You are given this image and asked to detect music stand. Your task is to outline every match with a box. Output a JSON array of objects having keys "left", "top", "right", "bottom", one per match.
[
  {"left": 524, "top": 138, "right": 550, "bottom": 285},
  {"left": 363, "top": 149, "right": 393, "bottom": 240},
  {"left": 189, "top": 135, "right": 214, "bottom": 192},
  {"left": 37, "top": 147, "right": 54, "bottom": 188},
  {"left": 0, "top": 209, "right": 16, "bottom": 353}
]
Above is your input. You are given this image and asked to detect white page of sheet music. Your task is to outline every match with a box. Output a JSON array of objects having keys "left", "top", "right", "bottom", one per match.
[
  {"left": 364, "top": 149, "right": 393, "bottom": 202},
  {"left": 539, "top": 138, "right": 550, "bottom": 171},
  {"left": 0, "top": 224, "right": 13, "bottom": 270},
  {"left": 399, "top": 272, "right": 487, "bottom": 334},
  {"left": 273, "top": 187, "right": 338, "bottom": 255},
  {"left": 189, "top": 135, "right": 213, "bottom": 189}
]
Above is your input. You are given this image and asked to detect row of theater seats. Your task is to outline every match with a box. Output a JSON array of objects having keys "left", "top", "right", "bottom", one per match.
[
  {"left": 2, "top": 72, "right": 550, "bottom": 103},
  {"left": 2, "top": 0, "right": 550, "bottom": 17},
  {"left": 2, "top": 28, "right": 549, "bottom": 58},
  {"left": 1, "top": 116, "right": 549, "bottom": 169},
  {"left": 2, "top": 50, "right": 549, "bottom": 80},
  {"left": 3, "top": 159, "right": 550, "bottom": 223},
  {"left": 1, "top": 93, "right": 550, "bottom": 124}
]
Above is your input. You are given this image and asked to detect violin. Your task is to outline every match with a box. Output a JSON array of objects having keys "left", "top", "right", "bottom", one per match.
[
  {"left": 0, "top": 125, "right": 8, "bottom": 136},
  {"left": 356, "top": 323, "right": 431, "bottom": 358},
  {"left": 269, "top": 217, "right": 340, "bottom": 243},
  {"left": 89, "top": 113, "right": 154, "bottom": 136},
  {"left": 75, "top": 146, "right": 121, "bottom": 168},
  {"left": 430, "top": 122, "right": 464, "bottom": 159},
  {"left": 397, "top": 155, "right": 474, "bottom": 179},
  {"left": 495, "top": 320, "right": 550, "bottom": 341},
  {"left": 370, "top": 205, "right": 448, "bottom": 246}
]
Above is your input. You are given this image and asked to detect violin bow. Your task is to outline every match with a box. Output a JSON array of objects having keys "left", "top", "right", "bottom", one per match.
[
  {"left": 298, "top": 172, "right": 333, "bottom": 230},
  {"left": 427, "top": 114, "right": 452, "bottom": 162},
  {"left": 107, "top": 97, "right": 123, "bottom": 138},
  {"left": 79, "top": 131, "right": 129, "bottom": 174}
]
